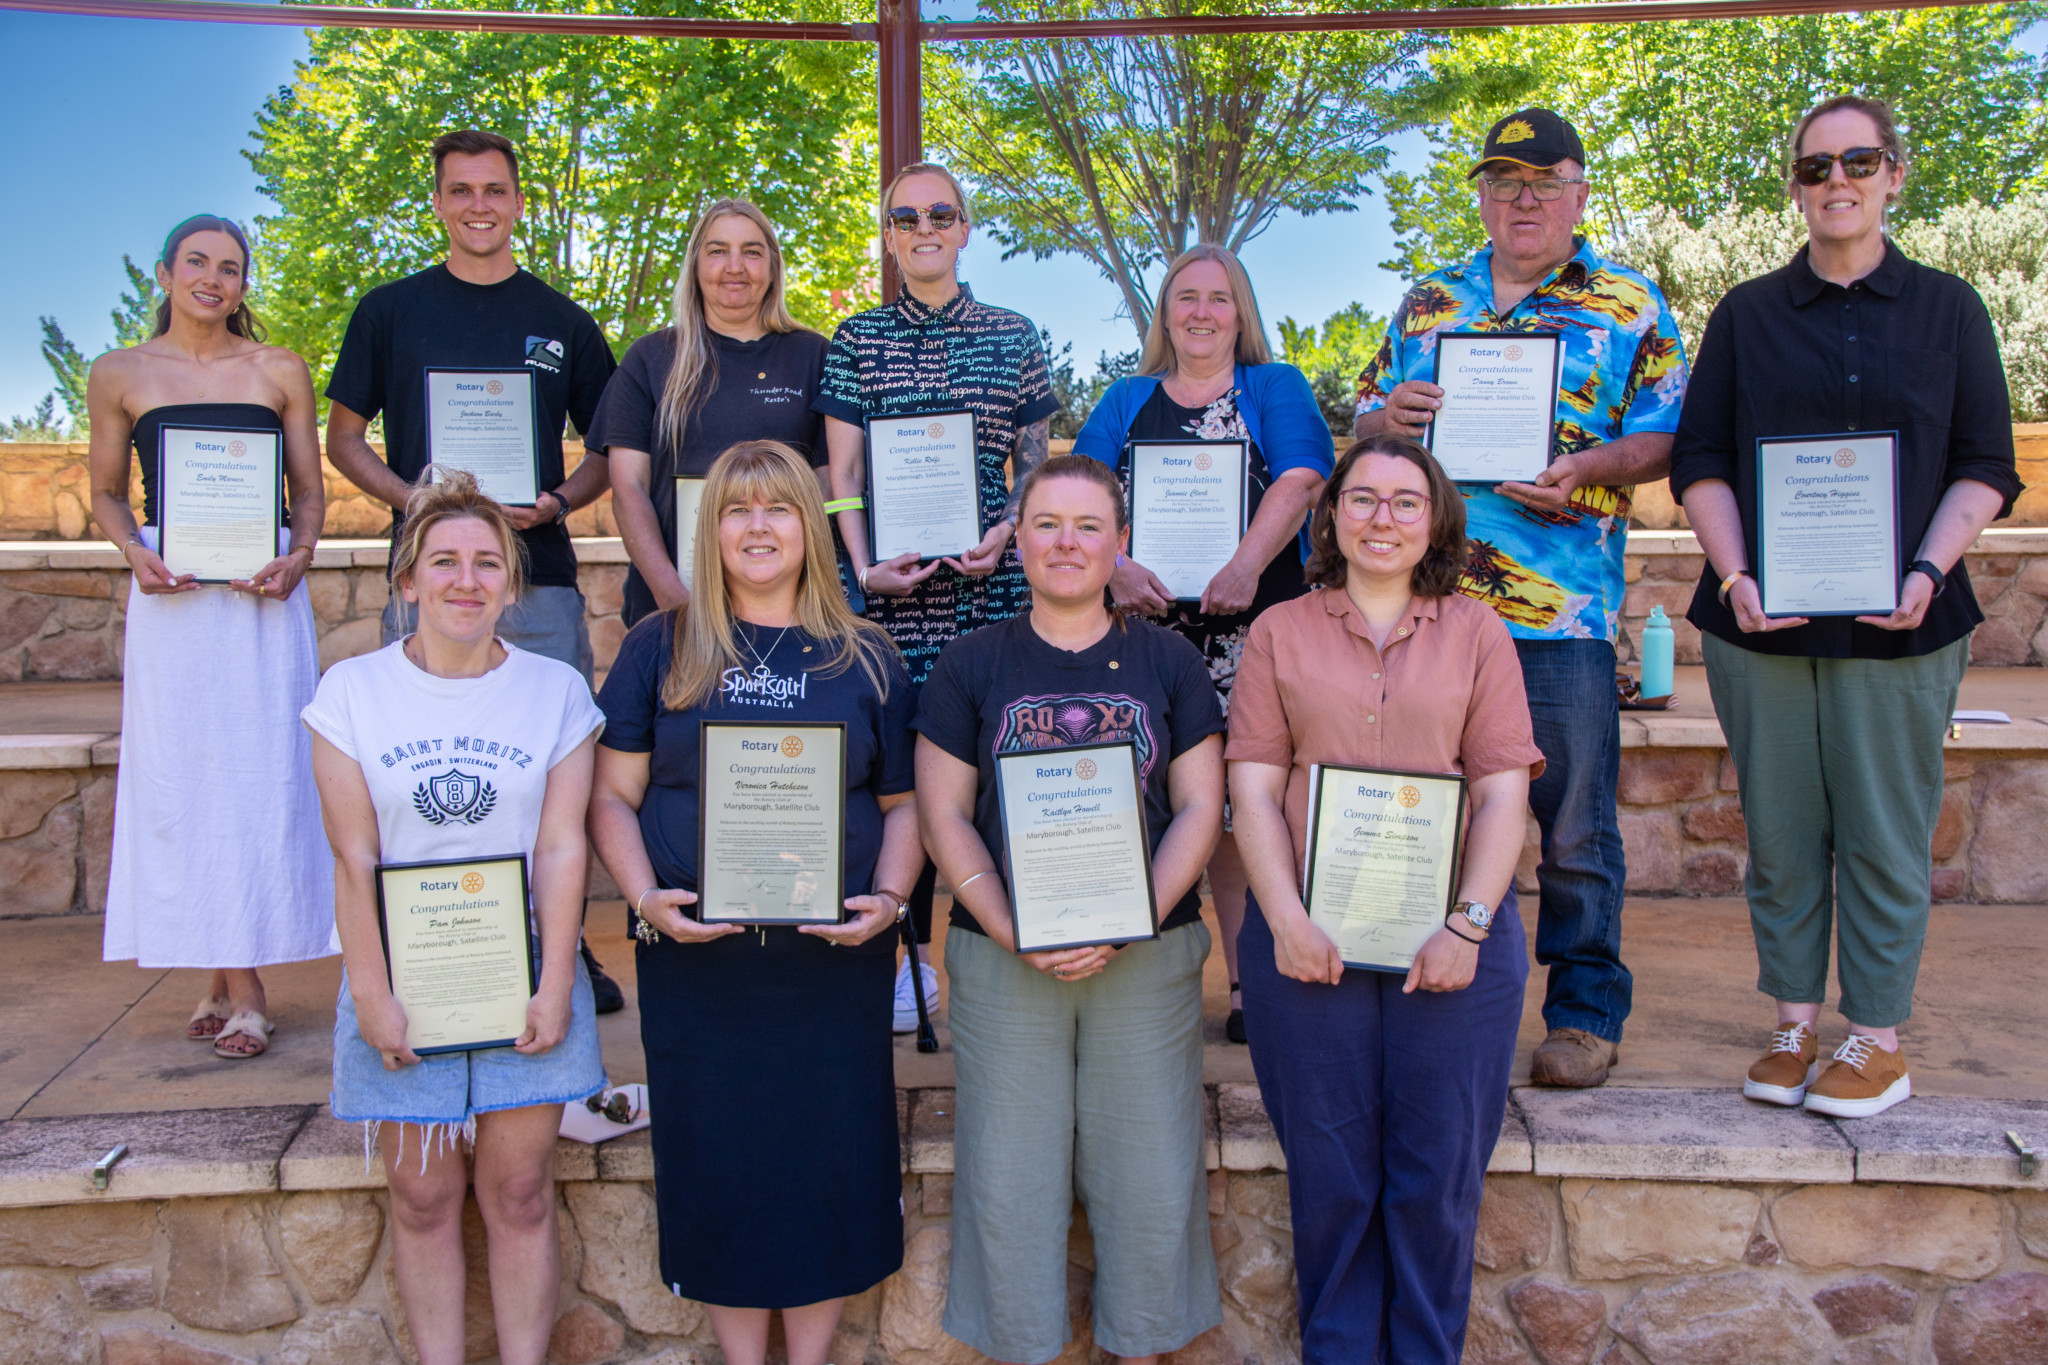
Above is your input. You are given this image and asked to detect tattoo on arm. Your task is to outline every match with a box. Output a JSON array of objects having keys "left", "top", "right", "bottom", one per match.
[{"left": 1004, "top": 419, "right": 1052, "bottom": 523}]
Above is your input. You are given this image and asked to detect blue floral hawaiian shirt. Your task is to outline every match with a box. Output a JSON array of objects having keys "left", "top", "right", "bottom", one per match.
[{"left": 1356, "top": 237, "right": 1689, "bottom": 642}]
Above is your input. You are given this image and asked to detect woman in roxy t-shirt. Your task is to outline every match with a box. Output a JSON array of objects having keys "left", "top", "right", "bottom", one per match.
[
  {"left": 588, "top": 440, "right": 921, "bottom": 1365},
  {"left": 303, "top": 470, "right": 606, "bottom": 1365},
  {"left": 914, "top": 454, "right": 1226, "bottom": 1364},
  {"left": 585, "top": 199, "right": 830, "bottom": 627}
]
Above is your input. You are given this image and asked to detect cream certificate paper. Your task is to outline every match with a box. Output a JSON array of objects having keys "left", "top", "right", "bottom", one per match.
[
  {"left": 1757, "top": 432, "right": 1901, "bottom": 617},
  {"left": 1427, "top": 332, "right": 1561, "bottom": 483},
  {"left": 1302, "top": 765, "right": 1465, "bottom": 973},
  {"left": 996, "top": 741, "right": 1159, "bottom": 953},
  {"left": 866, "top": 410, "right": 982, "bottom": 561},
  {"left": 674, "top": 476, "right": 707, "bottom": 591},
  {"left": 157, "top": 426, "right": 282, "bottom": 583},
  {"left": 377, "top": 855, "right": 534, "bottom": 1054},
  {"left": 425, "top": 369, "right": 540, "bottom": 505},
  {"left": 697, "top": 722, "right": 846, "bottom": 924},
  {"left": 1127, "top": 440, "right": 1248, "bottom": 601}
]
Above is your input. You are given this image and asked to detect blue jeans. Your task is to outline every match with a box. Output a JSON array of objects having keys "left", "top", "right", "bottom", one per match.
[
  {"left": 1516, "top": 639, "right": 1630, "bottom": 1042},
  {"left": 383, "top": 583, "right": 594, "bottom": 686}
]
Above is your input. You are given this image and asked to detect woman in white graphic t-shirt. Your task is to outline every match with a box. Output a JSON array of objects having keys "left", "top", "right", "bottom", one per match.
[{"left": 302, "top": 469, "right": 605, "bottom": 1365}]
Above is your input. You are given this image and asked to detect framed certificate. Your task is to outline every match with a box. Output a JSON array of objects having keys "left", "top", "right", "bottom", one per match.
[
  {"left": 1301, "top": 764, "right": 1466, "bottom": 973},
  {"left": 674, "top": 476, "right": 708, "bottom": 591},
  {"left": 156, "top": 425, "right": 283, "bottom": 583},
  {"left": 425, "top": 368, "right": 540, "bottom": 506},
  {"left": 375, "top": 854, "right": 535, "bottom": 1054},
  {"left": 1126, "top": 440, "right": 1249, "bottom": 601},
  {"left": 866, "top": 410, "right": 982, "bottom": 562},
  {"left": 1426, "top": 332, "right": 1562, "bottom": 483},
  {"left": 1756, "top": 431, "right": 1902, "bottom": 618},
  {"left": 697, "top": 721, "right": 847, "bottom": 924},
  {"left": 994, "top": 740, "right": 1159, "bottom": 953}
]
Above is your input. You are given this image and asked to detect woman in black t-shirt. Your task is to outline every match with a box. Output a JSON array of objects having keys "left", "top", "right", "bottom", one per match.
[
  {"left": 586, "top": 200, "right": 829, "bottom": 627},
  {"left": 588, "top": 441, "right": 920, "bottom": 1362},
  {"left": 914, "top": 455, "right": 1225, "bottom": 1364}
]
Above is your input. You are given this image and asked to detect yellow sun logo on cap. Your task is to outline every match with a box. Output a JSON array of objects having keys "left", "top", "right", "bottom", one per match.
[{"left": 1497, "top": 119, "right": 1536, "bottom": 144}]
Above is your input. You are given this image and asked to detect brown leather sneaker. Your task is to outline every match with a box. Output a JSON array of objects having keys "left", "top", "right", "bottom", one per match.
[
  {"left": 1743, "top": 1021, "right": 1820, "bottom": 1106},
  {"left": 1803, "top": 1036, "right": 1911, "bottom": 1118},
  {"left": 1529, "top": 1027, "right": 1619, "bottom": 1088}
]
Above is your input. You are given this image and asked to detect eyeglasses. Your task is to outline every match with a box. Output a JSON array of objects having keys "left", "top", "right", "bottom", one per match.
[
  {"left": 1339, "top": 491, "right": 1431, "bottom": 523},
  {"left": 886, "top": 202, "right": 962, "bottom": 233},
  {"left": 1480, "top": 177, "right": 1584, "bottom": 202},
  {"left": 1789, "top": 147, "right": 1895, "bottom": 185}
]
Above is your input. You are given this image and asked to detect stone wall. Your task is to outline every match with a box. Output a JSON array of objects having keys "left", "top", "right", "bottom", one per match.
[{"left": 2, "top": 1091, "right": 2045, "bottom": 1365}]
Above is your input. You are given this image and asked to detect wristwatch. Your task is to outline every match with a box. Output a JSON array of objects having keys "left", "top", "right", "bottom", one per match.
[
  {"left": 1904, "top": 559, "right": 1946, "bottom": 597},
  {"left": 1451, "top": 900, "right": 1494, "bottom": 932},
  {"left": 545, "top": 488, "right": 571, "bottom": 525}
]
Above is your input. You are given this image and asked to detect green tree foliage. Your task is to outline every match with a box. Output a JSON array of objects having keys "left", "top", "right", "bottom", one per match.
[
  {"left": 932, "top": 0, "right": 1440, "bottom": 341},
  {"left": 1384, "top": 7, "right": 2048, "bottom": 278},
  {"left": 25, "top": 255, "right": 162, "bottom": 437},
  {"left": 1609, "top": 196, "right": 2048, "bottom": 420},
  {"left": 1, "top": 395, "right": 69, "bottom": 442},
  {"left": 1277, "top": 301, "right": 1389, "bottom": 436},
  {"left": 248, "top": 0, "right": 879, "bottom": 388}
]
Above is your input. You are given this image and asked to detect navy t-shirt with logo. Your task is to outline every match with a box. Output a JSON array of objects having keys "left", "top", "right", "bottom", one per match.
[
  {"left": 326, "top": 264, "right": 617, "bottom": 587},
  {"left": 596, "top": 611, "right": 915, "bottom": 945},
  {"left": 912, "top": 611, "right": 1224, "bottom": 936}
]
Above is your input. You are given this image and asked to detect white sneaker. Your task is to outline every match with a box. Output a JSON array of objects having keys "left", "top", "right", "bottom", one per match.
[{"left": 893, "top": 960, "right": 938, "bottom": 1034}]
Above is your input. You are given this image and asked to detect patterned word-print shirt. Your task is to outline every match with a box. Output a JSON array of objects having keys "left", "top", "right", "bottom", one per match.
[
  {"left": 815, "top": 284, "right": 1058, "bottom": 684},
  {"left": 1356, "top": 237, "right": 1689, "bottom": 642}
]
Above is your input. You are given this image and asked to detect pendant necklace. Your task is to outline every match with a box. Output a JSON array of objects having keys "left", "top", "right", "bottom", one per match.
[{"left": 743, "top": 621, "right": 794, "bottom": 673}]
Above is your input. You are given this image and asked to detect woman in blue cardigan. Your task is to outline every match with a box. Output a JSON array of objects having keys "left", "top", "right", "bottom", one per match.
[{"left": 1071, "top": 244, "right": 1332, "bottom": 1043}]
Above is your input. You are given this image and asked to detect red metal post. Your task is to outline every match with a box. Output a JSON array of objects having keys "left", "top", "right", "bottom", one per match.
[{"left": 876, "top": 0, "right": 923, "bottom": 303}]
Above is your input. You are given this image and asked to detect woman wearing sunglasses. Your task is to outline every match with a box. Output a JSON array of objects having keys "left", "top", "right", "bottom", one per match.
[
  {"left": 1671, "top": 95, "right": 2021, "bottom": 1119},
  {"left": 817, "top": 160, "right": 1060, "bottom": 1030},
  {"left": 1226, "top": 434, "right": 1540, "bottom": 1363}
]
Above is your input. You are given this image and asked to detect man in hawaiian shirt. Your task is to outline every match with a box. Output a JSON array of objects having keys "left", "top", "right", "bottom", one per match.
[{"left": 1355, "top": 108, "right": 1689, "bottom": 1087}]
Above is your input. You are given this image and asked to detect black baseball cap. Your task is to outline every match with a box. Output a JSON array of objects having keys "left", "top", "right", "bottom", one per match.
[{"left": 1467, "top": 108, "right": 1587, "bottom": 178}]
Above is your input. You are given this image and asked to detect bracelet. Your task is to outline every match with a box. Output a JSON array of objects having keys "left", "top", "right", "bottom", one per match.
[
  {"left": 634, "top": 888, "right": 660, "bottom": 917},
  {"left": 954, "top": 869, "right": 996, "bottom": 896},
  {"left": 1445, "top": 919, "right": 1486, "bottom": 945},
  {"left": 858, "top": 566, "right": 872, "bottom": 594},
  {"left": 1717, "top": 569, "right": 1750, "bottom": 605},
  {"left": 824, "top": 496, "right": 866, "bottom": 514}
]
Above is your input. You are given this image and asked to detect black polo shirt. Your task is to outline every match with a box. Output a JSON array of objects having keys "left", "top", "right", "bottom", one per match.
[{"left": 1669, "top": 242, "right": 2022, "bottom": 659}]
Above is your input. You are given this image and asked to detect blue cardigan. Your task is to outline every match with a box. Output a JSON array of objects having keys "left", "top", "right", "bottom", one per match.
[{"left": 1071, "top": 361, "right": 1333, "bottom": 558}]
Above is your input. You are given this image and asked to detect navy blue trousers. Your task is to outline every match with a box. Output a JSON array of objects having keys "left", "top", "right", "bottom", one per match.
[{"left": 1240, "top": 890, "right": 1526, "bottom": 1365}]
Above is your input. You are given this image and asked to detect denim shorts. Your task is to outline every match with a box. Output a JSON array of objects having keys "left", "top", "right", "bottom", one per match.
[
  {"left": 383, "top": 584, "right": 594, "bottom": 686},
  {"left": 331, "top": 953, "right": 607, "bottom": 1127}
]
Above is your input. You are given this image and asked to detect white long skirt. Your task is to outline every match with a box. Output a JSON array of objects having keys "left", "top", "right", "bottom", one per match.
[{"left": 103, "top": 530, "right": 335, "bottom": 967}]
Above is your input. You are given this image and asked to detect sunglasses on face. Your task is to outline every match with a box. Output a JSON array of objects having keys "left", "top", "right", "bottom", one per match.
[
  {"left": 1790, "top": 147, "right": 1895, "bottom": 185},
  {"left": 886, "top": 203, "right": 962, "bottom": 233}
]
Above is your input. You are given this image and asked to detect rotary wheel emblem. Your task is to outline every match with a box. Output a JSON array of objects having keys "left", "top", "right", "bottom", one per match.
[
  {"left": 226, "top": 439, "right": 247, "bottom": 458},
  {"left": 1075, "top": 757, "right": 1098, "bottom": 780},
  {"left": 486, "top": 379, "right": 505, "bottom": 395},
  {"left": 1397, "top": 785, "right": 1422, "bottom": 809},
  {"left": 1503, "top": 344, "right": 1524, "bottom": 362},
  {"left": 460, "top": 871, "right": 485, "bottom": 894},
  {"left": 781, "top": 735, "right": 804, "bottom": 758},
  {"left": 1194, "top": 451, "right": 1213, "bottom": 471},
  {"left": 1834, "top": 448, "right": 1857, "bottom": 469},
  {"left": 926, "top": 421, "right": 945, "bottom": 439}
]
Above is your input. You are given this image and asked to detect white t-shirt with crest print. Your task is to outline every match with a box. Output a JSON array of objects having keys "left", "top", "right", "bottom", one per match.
[{"left": 301, "top": 639, "right": 604, "bottom": 877}]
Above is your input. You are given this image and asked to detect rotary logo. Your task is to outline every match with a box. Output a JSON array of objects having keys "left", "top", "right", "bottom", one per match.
[
  {"left": 460, "top": 871, "right": 485, "bottom": 894},
  {"left": 226, "top": 439, "right": 247, "bottom": 458},
  {"left": 1397, "top": 785, "right": 1422, "bottom": 809},
  {"left": 1194, "top": 451, "right": 1213, "bottom": 471},
  {"left": 1835, "top": 448, "right": 1858, "bottom": 468},
  {"left": 486, "top": 379, "right": 505, "bottom": 396},
  {"left": 780, "top": 735, "right": 805, "bottom": 757},
  {"left": 926, "top": 421, "right": 946, "bottom": 439},
  {"left": 1497, "top": 119, "right": 1536, "bottom": 144},
  {"left": 1503, "top": 344, "right": 1524, "bottom": 362},
  {"left": 1075, "top": 757, "right": 1098, "bottom": 780}
]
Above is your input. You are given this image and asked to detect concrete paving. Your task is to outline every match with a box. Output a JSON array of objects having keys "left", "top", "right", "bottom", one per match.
[{"left": 6, "top": 894, "right": 2041, "bottom": 1122}]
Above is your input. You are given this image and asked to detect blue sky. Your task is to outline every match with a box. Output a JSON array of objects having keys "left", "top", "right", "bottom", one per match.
[{"left": 0, "top": 3, "right": 1422, "bottom": 421}]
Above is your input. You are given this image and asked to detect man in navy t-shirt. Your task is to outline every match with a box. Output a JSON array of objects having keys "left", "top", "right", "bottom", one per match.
[{"left": 325, "top": 128, "right": 622, "bottom": 1008}]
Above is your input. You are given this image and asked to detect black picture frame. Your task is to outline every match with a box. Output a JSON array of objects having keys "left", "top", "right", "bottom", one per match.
[
  {"left": 695, "top": 720, "right": 849, "bottom": 926},
  {"left": 993, "top": 738, "right": 1161, "bottom": 954},
  {"left": 1425, "top": 331, "right": 1563, "bottom": 483},
  {"left": 373, "top": 852, "right": 535, "bottom": 1055},
  {"left": 864, "top": 408, "right": 983, "bottom": 562},
  {"left": 154, "top": 423, "right": 284, "bottom": 585},
  {"left": 1754, "top": 429, "right": 1905, "bottom": 619},
  {"left": 1301, "top": 762, "right": 1468, "bottom": 974}
]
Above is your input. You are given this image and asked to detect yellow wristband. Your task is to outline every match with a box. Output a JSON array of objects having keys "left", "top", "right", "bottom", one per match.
[
  {"left": 824, "top": 496, "right": 866, "bottom": 514},
  {"left": 1718, "top": 569, "right": 1749, "bottom": 605}
]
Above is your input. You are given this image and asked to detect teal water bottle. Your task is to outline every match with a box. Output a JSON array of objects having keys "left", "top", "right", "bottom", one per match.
[{"left": 1640, "top": 605, "right": 1675, "bottom": 700}]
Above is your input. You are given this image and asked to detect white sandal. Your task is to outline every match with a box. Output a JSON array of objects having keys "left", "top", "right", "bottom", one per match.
[
  {"left": 212, "top": 1009, "right": 275, "bottom": 1060},
  {"left": 186, "top": 995, "right": 232, "bottom": 1041}
]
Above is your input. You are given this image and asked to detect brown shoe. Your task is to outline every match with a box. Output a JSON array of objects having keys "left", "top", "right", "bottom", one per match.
[
  {"left": 1803, "top": 1036, "right": 1911, "bottom": 1118},
  {"left": 1742, "top": 1021, "right": 1820, "bottom": 1106},
  {"left": 1530, "top": 1027, "right": 1619, "bottom": 1088}
]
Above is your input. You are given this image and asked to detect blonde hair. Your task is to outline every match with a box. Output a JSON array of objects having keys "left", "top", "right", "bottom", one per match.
[
  {"left": 879, "top": 161, "right": 973, "bottom": 269},
  {"left": 389, "top": 467, "right": 526, "bottom": 602},
  {"left": 656, "top": 200, "right": 809, "bottom": 456},
  {"left": 1138, "top": 244, "right": 1273, "bottom": 375},
  {"left": 663, "top": 441, "right": 899, "bottom": 711}
]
